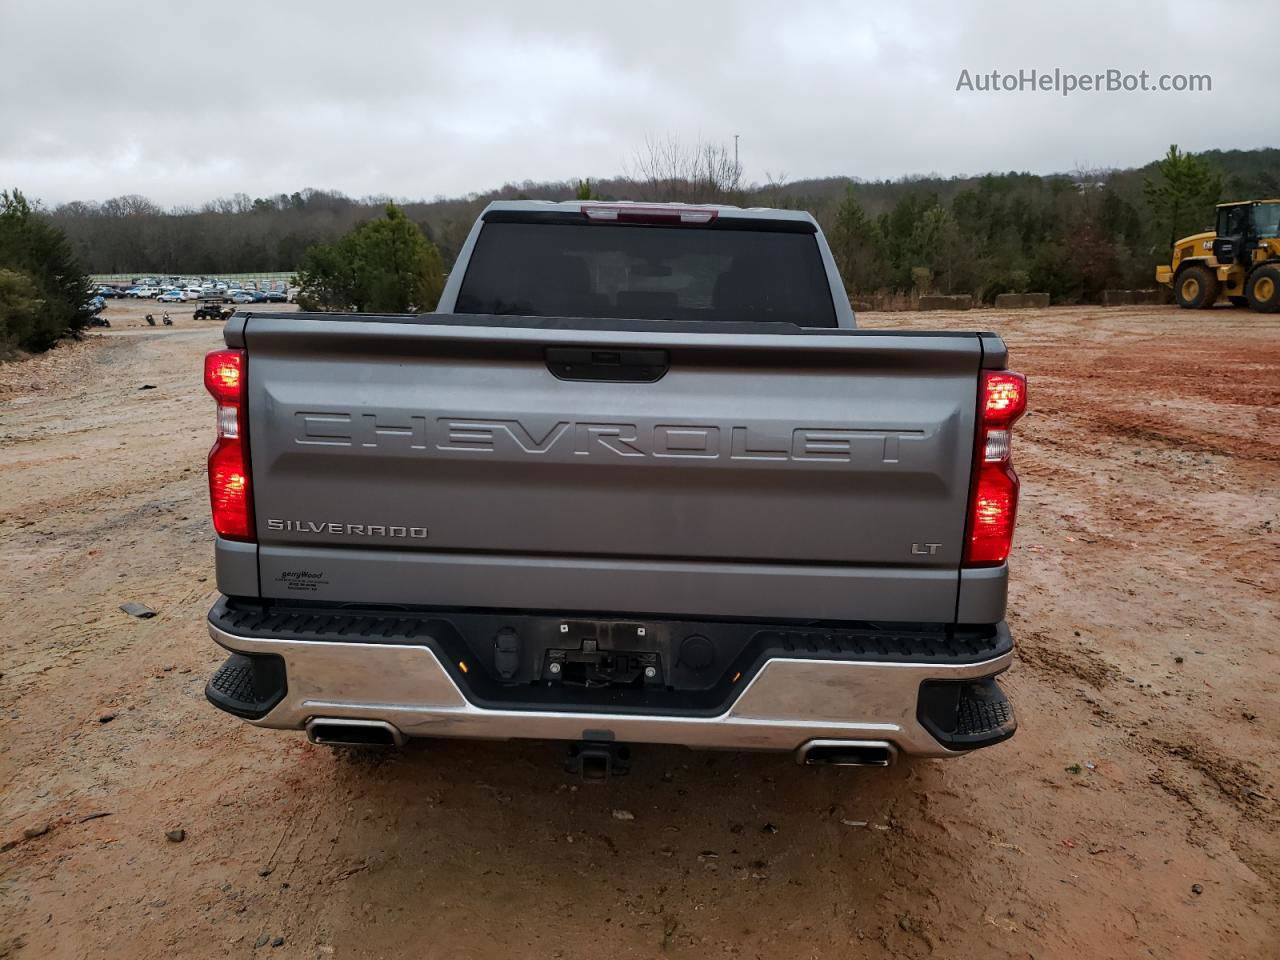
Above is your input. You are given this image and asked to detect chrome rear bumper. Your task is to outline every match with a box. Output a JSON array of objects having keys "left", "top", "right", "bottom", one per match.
[{"left": 209, "top": 622, "right": 1013, "bottom": 757}]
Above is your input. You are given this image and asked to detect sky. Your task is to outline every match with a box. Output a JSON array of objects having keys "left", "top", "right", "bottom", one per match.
[{"left": 1, "top": 0, "right": 1273, "bottom": 208}]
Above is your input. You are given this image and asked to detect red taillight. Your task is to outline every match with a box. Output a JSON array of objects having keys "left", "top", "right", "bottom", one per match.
[
  {"left": 964, "top": 371, "right": 1027, "bottom": 567},
  {"left": 966, "top": 461, "right": 1019, "bottom": 566},
  {"left": 209, "top": 440, "right": 252, "bottom": 538},
  {"left": 204, "top": 352, "right": 243, "bottom": 403},
  {"left": 982, "top": 371, "right": 1027, "bottom": 427},
  {"left": 204, "top": 349, "right": 254, "bottom": 541}
]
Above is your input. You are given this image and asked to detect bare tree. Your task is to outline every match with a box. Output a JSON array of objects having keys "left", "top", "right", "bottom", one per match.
[
  {"left": 202, "top": 196, "right": 237, "bottom": 215},
  {"left": 102, "top": 195, "right": 162, "bottom": 217},
  {"left": 760, "top": 170, "right": 790, "bottom": 207},
  {"left": 628, "top": 134, "right": 743, "bottom": 203}
]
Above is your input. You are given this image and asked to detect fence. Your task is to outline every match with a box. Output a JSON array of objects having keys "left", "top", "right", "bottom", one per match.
[{"left": 90, "top": 271, "right": 297, "bottom": 287}]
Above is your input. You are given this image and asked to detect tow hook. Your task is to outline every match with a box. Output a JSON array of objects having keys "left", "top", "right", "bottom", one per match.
[{"left": 564, "top": 739, "right": 632, "bottom": 780}]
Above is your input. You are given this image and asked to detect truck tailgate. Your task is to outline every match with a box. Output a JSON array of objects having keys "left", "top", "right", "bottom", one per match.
[{"left": 239, "top": 315, "right": 987, "bottom": 622}]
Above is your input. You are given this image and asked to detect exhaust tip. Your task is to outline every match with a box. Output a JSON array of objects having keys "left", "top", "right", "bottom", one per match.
[
  {"left": 306, "top": 718, "right": 404, "bottom": 748},
  {"left": 796, "top": 739, "right": 896, "bottom": 767}
]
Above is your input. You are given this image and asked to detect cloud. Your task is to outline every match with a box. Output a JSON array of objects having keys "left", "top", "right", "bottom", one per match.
[{"left": 0, "top": 0, "right": 1271, "bottom": 206}]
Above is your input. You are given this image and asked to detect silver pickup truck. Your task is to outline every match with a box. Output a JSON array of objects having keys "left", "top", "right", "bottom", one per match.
[{"left": 203, "top": 200, "right": 1025, "bottom": 774}]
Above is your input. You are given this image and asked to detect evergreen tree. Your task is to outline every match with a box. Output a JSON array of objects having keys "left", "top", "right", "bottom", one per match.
[
  {"left": 828, "top": 187, "right": 886, "bottom": 293},
  {"left": 296, "top": 204, "right": 445, "bottom": 312},
  {"left": 909, "top": 206, "right": 961, "bottom": 293},
  {"left": 1144, "top": 145, "right": 1221, "bottom": 249},
  {"left": 0, "top": 268, "right": 42, "bottom": 352},
  {"left": 0, "top": 189, "right": 93, "bottom": 352}
]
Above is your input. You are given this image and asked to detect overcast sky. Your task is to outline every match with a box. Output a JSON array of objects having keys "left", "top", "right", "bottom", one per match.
[{"left": 1, "top": 0, "right": 1272, "bottom": 208}]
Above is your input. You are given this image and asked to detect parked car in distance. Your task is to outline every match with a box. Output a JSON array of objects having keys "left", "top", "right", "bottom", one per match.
[
  {"left": 185, "top": 285, "right": 204, "bottom": 298},
  {"left": 158, "top": 289, "right": 187, "bottom": 302},
  {"left": 83, "top": 295, "right": 106, "bottom": 314},
  {"left": 261, "top": 289, "right": 288, "bottom": 303},
  {"left": 229, "top": 291, "right": 262, "bottom": 304}
]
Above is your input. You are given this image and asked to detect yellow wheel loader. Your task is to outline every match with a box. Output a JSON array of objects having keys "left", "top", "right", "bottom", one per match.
[{"left": 1156, "top": 199, "right": 1280, "bottom": 312}]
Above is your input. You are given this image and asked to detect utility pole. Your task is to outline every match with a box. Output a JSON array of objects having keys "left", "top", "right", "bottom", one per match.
[{"left": 734, "top": 134, "right": 740, "bottom": 172}]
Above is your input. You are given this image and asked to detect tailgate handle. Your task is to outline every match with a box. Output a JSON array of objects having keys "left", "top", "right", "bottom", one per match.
[{"left": 545, "top": 347, "right": 669, "bottom": 382}]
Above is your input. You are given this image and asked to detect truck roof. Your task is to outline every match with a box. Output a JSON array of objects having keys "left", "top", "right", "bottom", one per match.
[{"left": 481, "top": 198, "right": 819, "bottom": 226}]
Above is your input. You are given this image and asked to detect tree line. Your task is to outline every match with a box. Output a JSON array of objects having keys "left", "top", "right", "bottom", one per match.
[
  {"left": 5, "top": 144, "right": 1277, "bottom": 352},
  {"left": 822, "top": 145, "right": 1264, "bottom": 303},
  {"left": 41, "top": 144, "right": 1278, "bottom": 304}
]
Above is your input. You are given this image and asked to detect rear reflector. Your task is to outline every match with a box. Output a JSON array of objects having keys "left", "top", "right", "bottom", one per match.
[
  {"left": 204, "top": 349, "right": 254, "bottom": 541},
  {"left": 581, "top": 203, "right": 718, "bottom": 224},
  {"left": 964, "top": 371, "right": 1027, "bottom": 567},
  {"left": 983, "top": 428, "right": 1010, "bottom": 462}
]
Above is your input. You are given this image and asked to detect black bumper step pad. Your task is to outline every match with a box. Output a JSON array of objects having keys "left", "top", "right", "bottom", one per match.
[
  {"left": 206, "top": 653, "right": 287, "bottom": 720},
  {"left": 917, "top": 676, "right": 1017, "bottom": 750},
  {"left": 956, "top": 687, "right": 1014, "bottom": 737},
  {"left": 209, "top": 597, "right": 1012, "bottom": 665}
]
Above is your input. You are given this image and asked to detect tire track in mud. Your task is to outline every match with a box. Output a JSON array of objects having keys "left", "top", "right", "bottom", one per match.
[
  {"left": 1097, "top": 416, "right": 1280, "bottom": 464},
  {"left": 1015, "top": 417, "right": 1280, "bottom": 589},
  {"left": 1140, "top": 737, "right": 1280, "bottom": 898},
  {"left": 1015, "top": 630, "right": 1122, "bottom": 689},
  {"left": 1013, "top": 632, "right": 1278, "bottom": 897}
]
